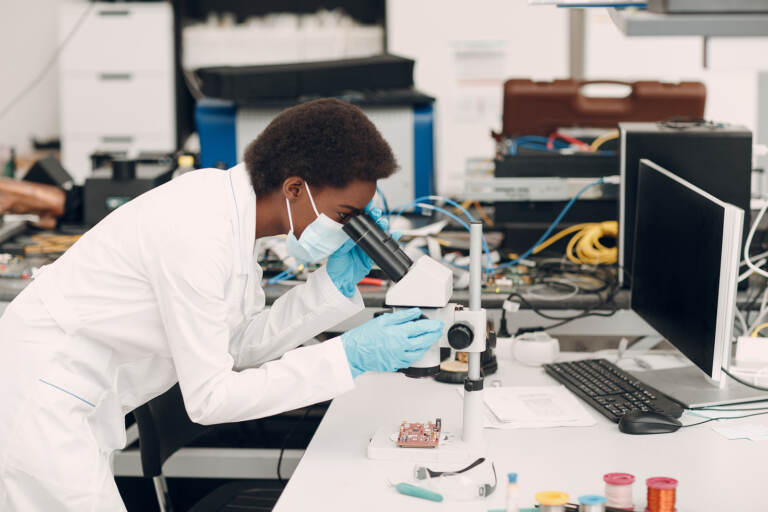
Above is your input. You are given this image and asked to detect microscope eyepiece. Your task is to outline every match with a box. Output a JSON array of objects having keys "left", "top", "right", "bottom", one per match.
[{"left": 342, "top": 213, "right": 413, "bottom": 282}]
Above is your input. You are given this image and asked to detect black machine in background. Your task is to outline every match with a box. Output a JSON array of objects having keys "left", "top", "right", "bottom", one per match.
[
  {"left": 23, "top": 155, "right": 75, "bottom": 191},
  {"left": 197, "top": 54, "right": 414, "bottom": 102},
  {"left": 84, "top": 156, "right": 174, "bottom": 226},
  {"left": 493, "top": 148, "right": 620, "bottom": 252},
  {"left": 619, "top": 121, "right": 752, "bottom": 287},
  {"left": 23, "top": 155, "right": 83, "bottom": 225}
]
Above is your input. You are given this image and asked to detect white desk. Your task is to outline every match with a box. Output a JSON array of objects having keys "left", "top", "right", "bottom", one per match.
[{"left": 274, "top": 355, "right": 768, "bottom": 512}]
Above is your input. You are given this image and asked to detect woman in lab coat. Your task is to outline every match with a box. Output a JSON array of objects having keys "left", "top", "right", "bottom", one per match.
[{"left": 0, "top": 99, "right": 444, "bottom": 511}]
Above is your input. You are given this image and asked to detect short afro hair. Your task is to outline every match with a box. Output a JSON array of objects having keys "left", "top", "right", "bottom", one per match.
[{"left": 244, "top": 98, "right": 397, "bottom": 196}]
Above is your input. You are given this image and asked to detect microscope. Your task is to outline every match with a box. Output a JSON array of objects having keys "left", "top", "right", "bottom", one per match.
[{"left": 343, "top": 215, "right": 488, "bottom": 461}]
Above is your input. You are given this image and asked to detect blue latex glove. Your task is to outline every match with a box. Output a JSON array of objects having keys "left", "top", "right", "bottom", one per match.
[
  {"left": 328, "top": 206, "right": 399, "bottom": 298},
  {"left": 341, "top": 308, "right": 444, "bottom": 378}
]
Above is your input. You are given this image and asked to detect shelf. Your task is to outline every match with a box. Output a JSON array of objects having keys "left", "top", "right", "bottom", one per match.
[{"left": 609, "top": 8, "right": 768, "bottom": 37}]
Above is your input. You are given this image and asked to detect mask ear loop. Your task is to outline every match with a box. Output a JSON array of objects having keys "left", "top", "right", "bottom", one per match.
[
  {"left": 304, "top": 182, "right": 321, "bottom": 217},
  {"left": 285, "top": 197, "right": 295, "bottom": 233}
]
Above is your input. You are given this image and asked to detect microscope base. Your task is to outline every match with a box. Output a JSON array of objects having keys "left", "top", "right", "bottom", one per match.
[{"left": 367, "top": 424, "right": 485, "bottom": 463}]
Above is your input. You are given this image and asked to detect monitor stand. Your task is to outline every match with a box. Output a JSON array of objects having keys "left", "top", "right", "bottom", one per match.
[{"left": 629, "top": 365, "right": 768, "bottom": 409}]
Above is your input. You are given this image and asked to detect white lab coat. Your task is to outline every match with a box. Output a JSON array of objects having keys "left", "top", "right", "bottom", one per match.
[{"left": 0, "top": 163, "right": 364, "bottom": 511}]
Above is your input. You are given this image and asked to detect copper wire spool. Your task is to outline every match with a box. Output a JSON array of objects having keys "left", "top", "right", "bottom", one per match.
[{"left": 645, "top": 477, "right": 677, "bottom": 512}]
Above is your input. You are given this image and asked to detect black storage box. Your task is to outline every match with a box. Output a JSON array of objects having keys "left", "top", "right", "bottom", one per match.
[
  {"left": 495, "top": 152, "right": 619, "bottom": 179},
  {"left": 196, "top": 54, "right": 415, "bottom": 101}
]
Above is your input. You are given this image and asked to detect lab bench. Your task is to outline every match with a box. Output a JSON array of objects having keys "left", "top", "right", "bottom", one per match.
[{"left": 273, "top": 355, "right": 768, "bottom": 511}]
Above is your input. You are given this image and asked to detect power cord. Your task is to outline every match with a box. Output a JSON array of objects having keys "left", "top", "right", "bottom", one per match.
[
  {"left": 525, "top": 278, "right": 581, "bottom": 302},
  {"left": 506, "top": 286, "right": 618, "bottom": 324},
  {"left": 742, "top": 282, "right": 768, "bottom": 328},
  {"left": 683, "top": 409, "right": 768, "bottom": 428},
  {"left": 741, "top": 202, "right": 768, "bottom": 282},
  {"left": 721, "top": 366, "right": 768, "bottom": 392},
  {"left": 679, "top": 370, "right": 768, "bottom": 426},
  {"left": 503, "top": 264, "right": 620, "bottom": 335},
  {"left": 697, "top": 405, "right": 768, "bottom": 412}
]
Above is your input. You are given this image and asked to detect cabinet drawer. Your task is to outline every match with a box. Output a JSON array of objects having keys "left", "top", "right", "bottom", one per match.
[
  {"left": 59, "top": 2, "right": 172, "bottom": 72},
  {"left": 60, "top": 71, "right": 174, "bottom": 136}
]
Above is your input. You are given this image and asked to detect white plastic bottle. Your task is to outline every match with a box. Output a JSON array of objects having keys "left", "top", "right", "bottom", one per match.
[{"left": 505, "top": 473, "right": 520, "bottom": 512}]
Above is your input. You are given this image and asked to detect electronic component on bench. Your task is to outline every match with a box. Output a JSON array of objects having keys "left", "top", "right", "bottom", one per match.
[{"left": 397, "top": 419, "right": 442, "bottom": 448}]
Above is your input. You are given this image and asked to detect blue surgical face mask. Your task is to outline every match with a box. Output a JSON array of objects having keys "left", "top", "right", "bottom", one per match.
[{"left": 285, "top": 183, "right": 349, "bottom": 264}]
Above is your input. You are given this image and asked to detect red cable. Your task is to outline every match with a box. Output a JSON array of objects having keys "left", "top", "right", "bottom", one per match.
[
  {"left": 546, "top": 131, "right": 591, "bottom": 151},
  {"left": 546, "top": 133, "right": 556, "bottom": 150}
]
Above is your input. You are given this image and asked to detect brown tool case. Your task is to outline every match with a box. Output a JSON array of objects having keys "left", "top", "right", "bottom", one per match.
[{"left": 495, "top": 79, "right": 706, "bottom": 137}]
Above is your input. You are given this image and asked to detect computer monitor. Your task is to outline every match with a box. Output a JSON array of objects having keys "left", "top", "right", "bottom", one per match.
[
  {"left": 618, "top": 122, "right": 752, "bottom": 288},
  {"left": 630, "top": 159, "right": 766, "bottom": 408}
]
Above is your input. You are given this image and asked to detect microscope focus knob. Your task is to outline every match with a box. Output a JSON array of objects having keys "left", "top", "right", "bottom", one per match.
[{"left": 448, "top": 323, "right": 473, "bottom": 350}]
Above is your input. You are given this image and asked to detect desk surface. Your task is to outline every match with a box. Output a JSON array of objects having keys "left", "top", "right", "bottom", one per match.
[{"left": 275, "top": 355, "right": 768, "bottom": 512}]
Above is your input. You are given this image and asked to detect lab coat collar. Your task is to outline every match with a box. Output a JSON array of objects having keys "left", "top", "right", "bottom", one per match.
[{"left": 227, "top": 163, "right": 256, "bottom": 275}]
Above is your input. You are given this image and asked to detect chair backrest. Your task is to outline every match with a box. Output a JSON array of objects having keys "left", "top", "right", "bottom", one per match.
[{"left": 133, "top": 383, "right": 211, "bottom": 478}]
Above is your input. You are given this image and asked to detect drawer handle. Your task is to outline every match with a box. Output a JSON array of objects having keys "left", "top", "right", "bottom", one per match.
[
  {"left": 99, "top": 73, "right": 133, "bottom": 81},
  {"left": 101, "top": 136, "right": 134, "bottom": 144},
  {"left": 98, "top": 10, "right": 130, "bottom": 16}
]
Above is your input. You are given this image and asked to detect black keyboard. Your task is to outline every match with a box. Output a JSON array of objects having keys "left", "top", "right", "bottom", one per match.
[{"left": 543, "top": 359, "right": 684, "bottom": 422}]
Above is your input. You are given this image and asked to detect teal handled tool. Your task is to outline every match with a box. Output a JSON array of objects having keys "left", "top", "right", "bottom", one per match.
[{"left": 388, "top": 481, "right": 443, "bottom": 502}]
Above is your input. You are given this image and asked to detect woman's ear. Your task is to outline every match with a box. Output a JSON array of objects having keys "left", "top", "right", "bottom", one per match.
[{"left": 282, "top": 176, "right": 304, "bottom": 202}]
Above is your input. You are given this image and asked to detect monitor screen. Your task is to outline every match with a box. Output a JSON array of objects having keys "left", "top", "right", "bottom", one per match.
[{"left": 631, "top": 160, "right": 731, "bottom": 377}]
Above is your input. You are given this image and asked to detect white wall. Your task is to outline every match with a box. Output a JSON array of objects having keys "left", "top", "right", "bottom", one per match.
[
  {"left": 585, "top": 8, "right": 767, "bottom": 134},
  {"left": 585, "top": 9, "right": 768, "bottom": 186},
  {"left": 3, "top": 2, "right": 765, "bottom": 186},
  {"left": 390, "top": 4, "right": 768, "bottom": 196},
  {"left": 0, "top": 0, "right": 86, "bottom": 154},
  {"left": 387, "top": 0, "right": 569, "bottom": 196}
]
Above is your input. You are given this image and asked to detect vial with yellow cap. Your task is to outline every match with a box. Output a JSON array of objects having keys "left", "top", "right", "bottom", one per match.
[
  {"left": 535, "top": 491, "right": 570, "bottom": 512},
  {"left": 172, "top": 154, "right": 196, "bottom": 179}
]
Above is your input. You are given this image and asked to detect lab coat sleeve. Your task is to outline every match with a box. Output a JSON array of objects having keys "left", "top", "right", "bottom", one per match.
[
  {"left": 229, "top": 265, "right": 364, "bottom": 370},
  {"left": 144, "top": 224, "right": 356, "bottom": 425}
]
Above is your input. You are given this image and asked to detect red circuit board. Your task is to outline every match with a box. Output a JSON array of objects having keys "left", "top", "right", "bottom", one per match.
[{"left": 396, "top": 418, "right": 442, "bottom": 448}]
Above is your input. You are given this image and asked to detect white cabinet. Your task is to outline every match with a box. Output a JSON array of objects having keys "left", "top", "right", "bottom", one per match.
[
  {"left": 60, "top": 71, "right": 173, "bottom": 135},
  {"left": 59, "top": 2, "right": 175, "bottom": 183}
]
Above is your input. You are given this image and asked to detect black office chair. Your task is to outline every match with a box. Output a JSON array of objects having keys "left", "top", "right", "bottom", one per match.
[{"left": 133, "top": 384, "right": 283, "bottom": 512}]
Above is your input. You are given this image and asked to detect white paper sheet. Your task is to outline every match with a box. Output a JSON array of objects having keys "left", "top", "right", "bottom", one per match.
[
  {"left": 712, "top": 423, "right": 768, "bottom": 441},
  {"left": 460, "top": 386, "right": 596, "bottom": 429}
]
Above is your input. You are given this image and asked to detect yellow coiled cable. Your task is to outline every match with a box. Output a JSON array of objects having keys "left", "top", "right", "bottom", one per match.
[{"left": 532, "top": 221, "right": 618, "bottom": 265}]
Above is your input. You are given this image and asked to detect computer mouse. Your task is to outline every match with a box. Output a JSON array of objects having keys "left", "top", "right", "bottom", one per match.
[{"left": 618, "top": 411, "right": 682, "bottom": 435}]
